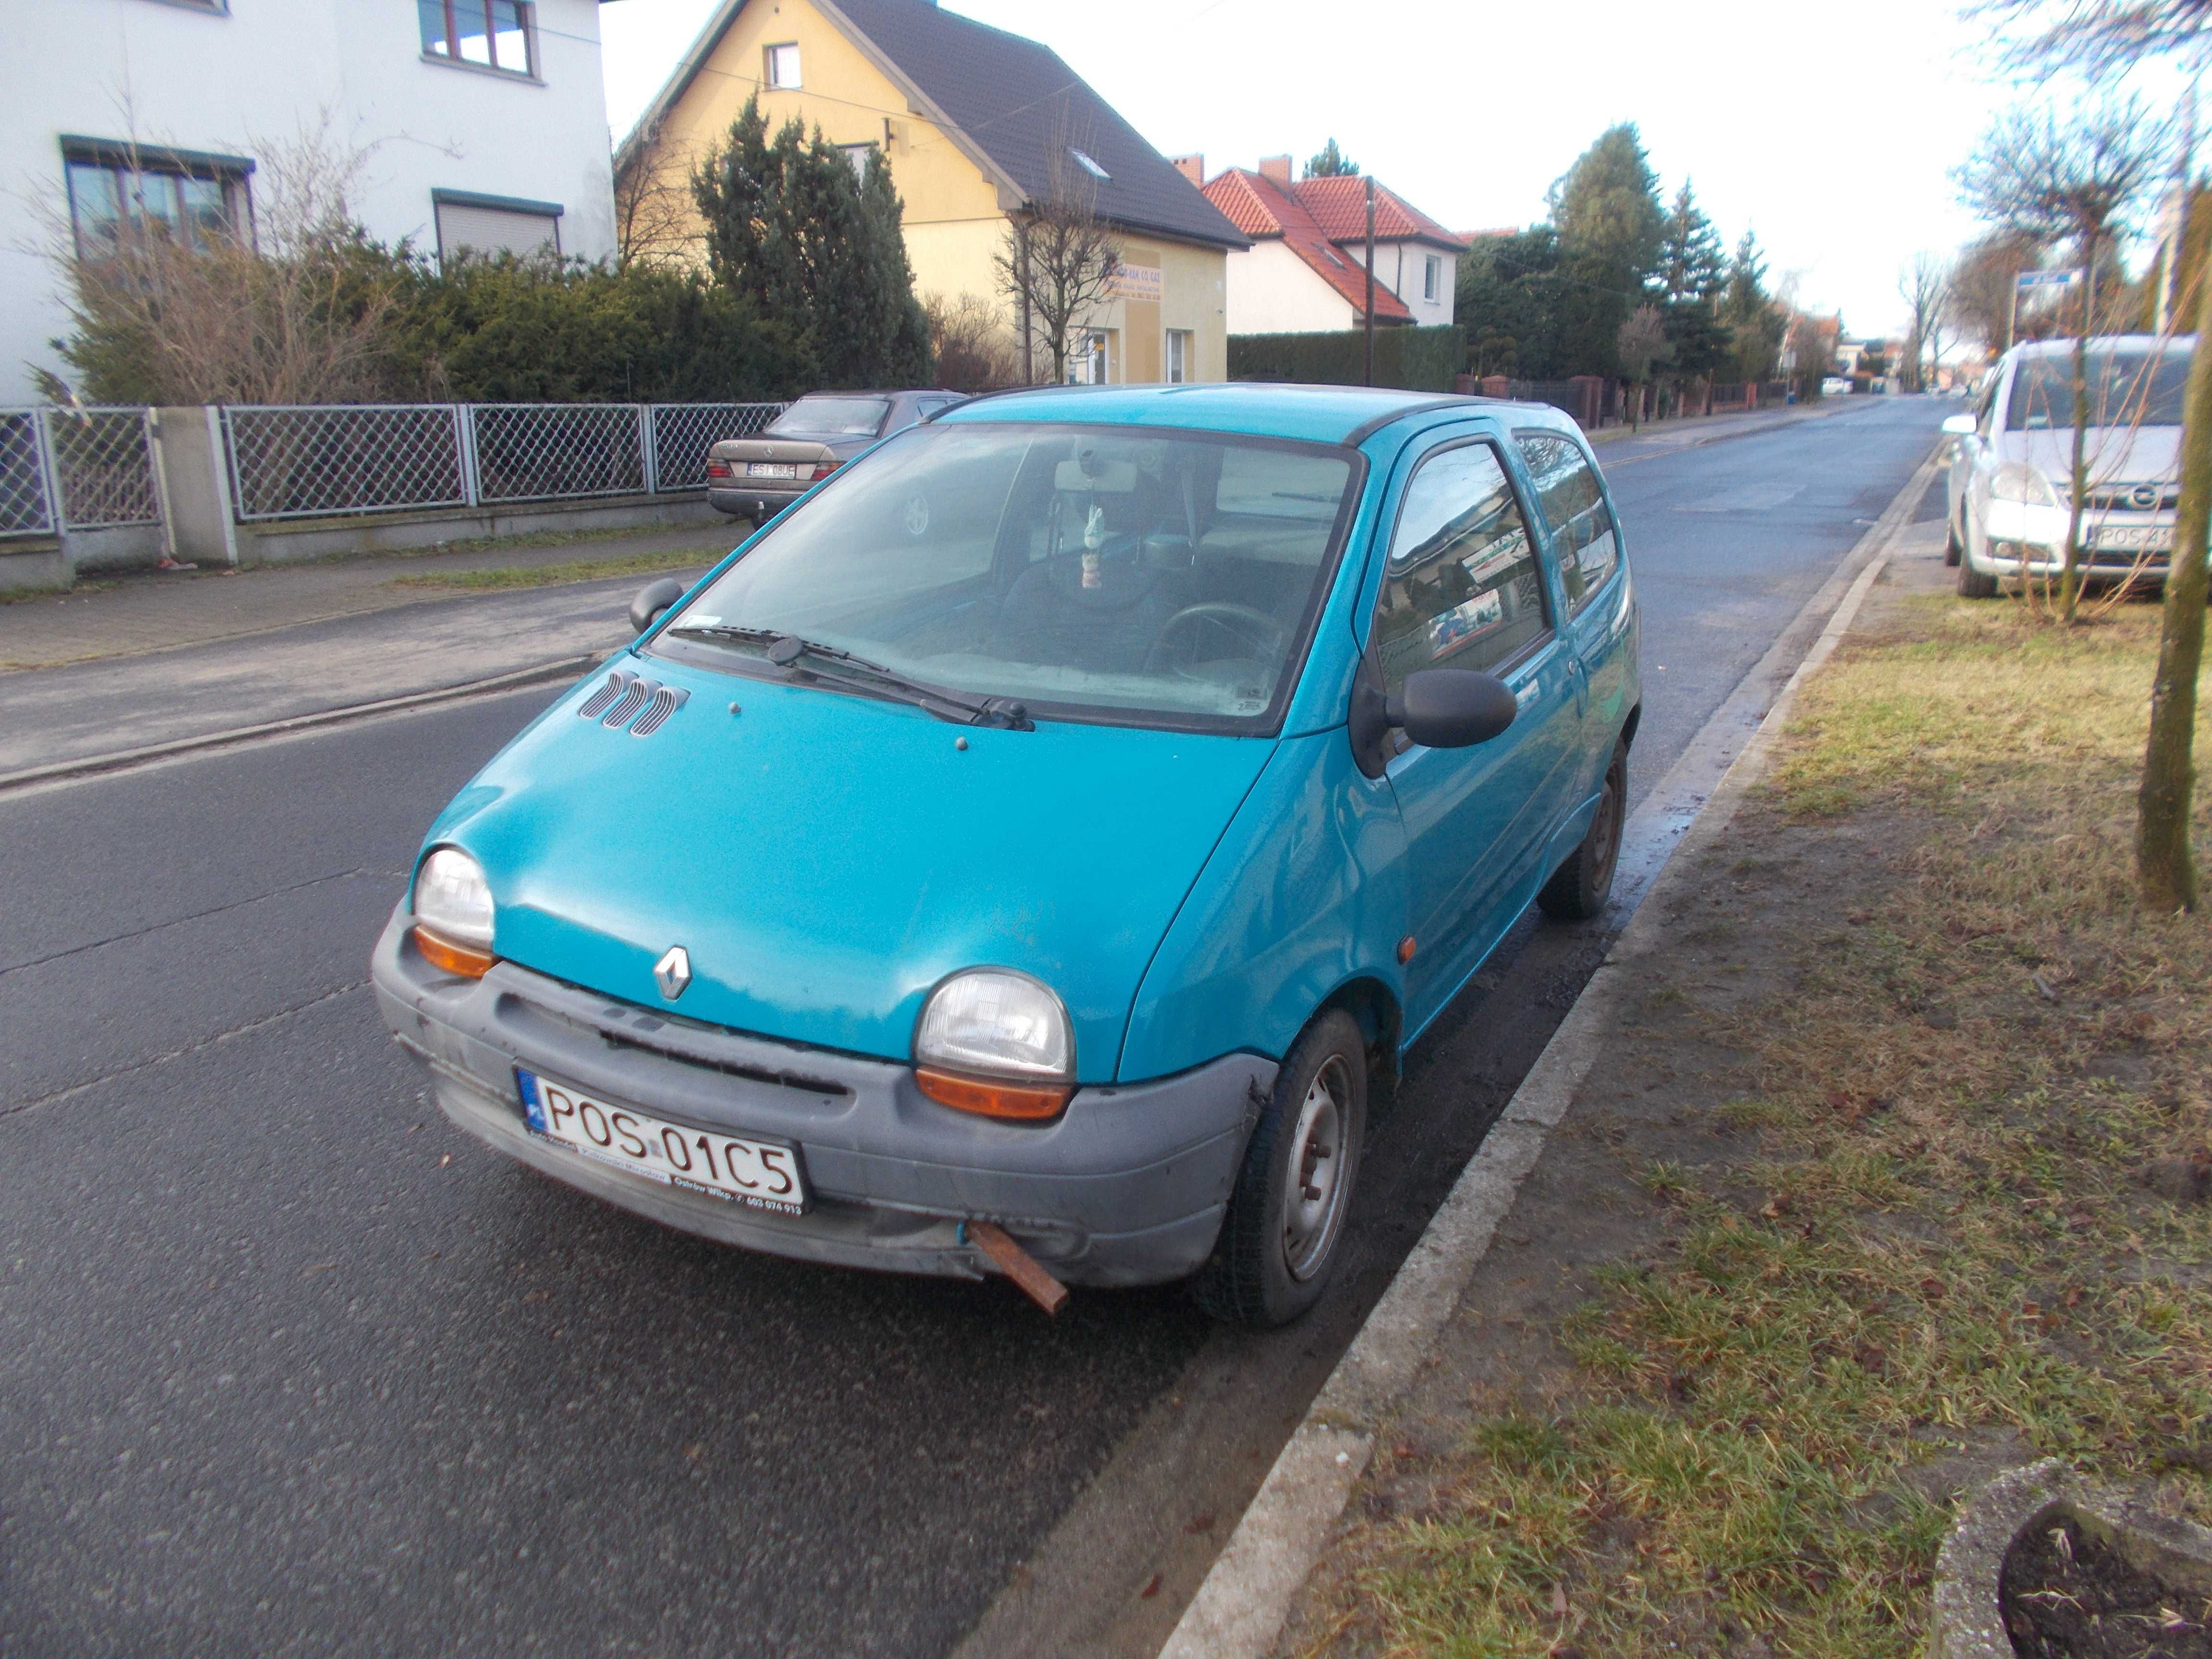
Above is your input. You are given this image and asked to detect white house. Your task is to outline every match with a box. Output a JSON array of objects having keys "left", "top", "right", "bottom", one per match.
[
  {"left": 1191, "top": 155, "right": 1467, "bottom": 335},
  {"left": 0, "top": 0, "right": 623, "bottom": 404}
]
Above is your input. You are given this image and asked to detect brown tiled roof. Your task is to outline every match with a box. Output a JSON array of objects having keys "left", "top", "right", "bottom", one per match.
[
  {"left": 1293, "top": 175, "right": 1471, "bottom": 250},
  {"left": 1201, "top": 168, "right": 1413, "bottom": 322}
]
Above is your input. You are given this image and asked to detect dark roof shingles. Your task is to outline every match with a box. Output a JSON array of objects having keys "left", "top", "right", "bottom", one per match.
[{"left": 827, "top": 0, "right": 1247, "bottom": 250}]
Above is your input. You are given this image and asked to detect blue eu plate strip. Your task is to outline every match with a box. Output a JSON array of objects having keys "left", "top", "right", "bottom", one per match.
[{"left": 516, "top": 1067, "right": 547, "bottom": 1134}]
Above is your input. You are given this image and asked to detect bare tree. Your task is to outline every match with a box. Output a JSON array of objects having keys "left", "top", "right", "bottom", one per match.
[
  {"left": 1897, "top": 253, "right": 1954, "bottom": 391},
  {"left": 993, "top": 124, "right": 1121, "bottom": 385},
  {"left": 613, "top": 120, "right": 703, "bottom": 270},
  {"left": 1961, "top": 1, "right": 2208, "bottom": 912},
  {"left": 924, "top": 293, "right": 1022, "bottom": 392},
  {"left": 1955, "top": 98, "right": 2169, "bottom": 623},
  {"left": 1950, "top": 230, "right": 2048, "bottom": 349},
  {"left": 36, "top": 117, "right": 416, "bottom": 406},
  {"left": 1614, "top": 304, "right": 1671, "bottom": 427}
]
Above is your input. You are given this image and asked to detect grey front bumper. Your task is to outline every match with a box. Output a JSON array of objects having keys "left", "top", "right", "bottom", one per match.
[{"left": 371, "top": 912, "right": 1273, "bottom": 1287}]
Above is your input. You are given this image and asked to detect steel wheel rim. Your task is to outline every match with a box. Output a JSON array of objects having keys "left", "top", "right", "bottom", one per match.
[{"left": 1282, "top": 1056, "right": 1353, "bottom": 1282}]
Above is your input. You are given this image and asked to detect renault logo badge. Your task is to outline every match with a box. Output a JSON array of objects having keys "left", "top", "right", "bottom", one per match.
[{"left": 653, "top": 946, "right": 692, "bottom": 1000}]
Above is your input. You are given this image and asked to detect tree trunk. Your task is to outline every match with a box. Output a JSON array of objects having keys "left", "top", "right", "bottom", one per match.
[
  {"left": 2061, "top": 241, "right": 2095, "bottom": 625},
  {"left": 2136, "top": 259, "right": 2211, "bottom": 914}
]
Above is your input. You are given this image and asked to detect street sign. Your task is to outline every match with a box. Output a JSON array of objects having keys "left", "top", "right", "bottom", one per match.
[{"left": 2016, "top": 269, "right": 2082, "bottom": 289}]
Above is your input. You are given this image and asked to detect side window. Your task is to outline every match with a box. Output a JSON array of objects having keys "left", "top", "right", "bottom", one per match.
[
  {"left": 1513, "top": 431, "right": 1618, "bottom": 619},
  {"left": 1372, "top": 440, "right": 1550, "bottom": 694}
]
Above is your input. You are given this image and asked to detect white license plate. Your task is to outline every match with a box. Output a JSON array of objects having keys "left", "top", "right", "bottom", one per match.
[
  {"left": 745, "top": 462, "right": 799, "bottom": 479},
  {"left": 2095, "top": 525, "right": 2171, "bottom": 551},
  {"left": 516, "top": 1069, "right": 806, "bottom": 1214}
]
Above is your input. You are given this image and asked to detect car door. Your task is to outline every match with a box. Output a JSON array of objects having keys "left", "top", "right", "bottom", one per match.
[
  {"left": 1514, "top": 429, "right": 1630, "bottom": 837},
  {"left": 1364, "top": 433, "right": 1582, "bottom": 1037}
]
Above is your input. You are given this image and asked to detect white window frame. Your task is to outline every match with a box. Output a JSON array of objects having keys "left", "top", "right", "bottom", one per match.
[
  {"left": 1423, "top": 255, "right": 1441, "bottom": 302},
  {"left": 838, "top": 143, "right": 875, "bottom": 180},
  {"left": 765, "top": 42, "right": 802, "bottom": 88},
  {"left": 1165, "top": 329, "right": 1192, "bottom": 385},
  {"left": 420, "top": 0, "right": 540, "bottom": 80}
]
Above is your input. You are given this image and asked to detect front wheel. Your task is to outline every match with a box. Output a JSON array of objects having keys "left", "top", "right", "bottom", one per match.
[
  {"left": 1192, "top": 1010, "right": 1368, "bottom": 1327},
  {"left": 1945, "top": 511, "right": 1963, "bottom": 567},
  {"left": 1539, "top": 740, "right": 1627, "bottom": 921},
  {"left": 1957, "top": 533, "right": 1999, "bottom": 599}
]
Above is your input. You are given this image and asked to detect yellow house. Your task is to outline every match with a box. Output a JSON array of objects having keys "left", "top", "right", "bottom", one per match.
[{"left": 615, "top": 0, "right": 1247, "bottom": 384}]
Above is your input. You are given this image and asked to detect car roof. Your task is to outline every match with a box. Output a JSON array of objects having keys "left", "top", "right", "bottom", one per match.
[
  {"left": 2006, "top": 333, "right": 2196, "bottom": 361},
  {"left": 930, "top": 383, "right": 1572, "bottom": 447}
]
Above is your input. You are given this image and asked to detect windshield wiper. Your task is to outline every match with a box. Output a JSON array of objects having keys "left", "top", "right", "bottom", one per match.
[{"left": 665, "top": 625, "right": 1032, "bottom": 730}]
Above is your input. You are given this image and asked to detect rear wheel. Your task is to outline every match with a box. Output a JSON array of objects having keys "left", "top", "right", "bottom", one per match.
[
  {"left": 1538, "top": 741, "right": 1627, "bottom": 921},
  {"left": 1192, "top": 1010, "right": 1367, "bottom": 1327}
]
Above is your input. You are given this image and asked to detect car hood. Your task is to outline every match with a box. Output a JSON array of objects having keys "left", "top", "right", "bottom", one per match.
[
  {"left": 422, "top": 658, "right": 1275, "bottom": 1083},
  {"left": 2003, "top": 424, "right": 2182, "bottom": 484}
]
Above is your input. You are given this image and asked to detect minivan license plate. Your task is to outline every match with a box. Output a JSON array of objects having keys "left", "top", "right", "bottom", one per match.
[
  {"left": 516, "top": 1069, "right": 806, "bottom": 1214},
  {"left": 746, "top": 462, "right": 799, "bottom": 479}
]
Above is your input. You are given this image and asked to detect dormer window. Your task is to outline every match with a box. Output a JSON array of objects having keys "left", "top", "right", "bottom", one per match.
[{"left": 1069, "top": 148, "right": 1110, "bottom": 182}]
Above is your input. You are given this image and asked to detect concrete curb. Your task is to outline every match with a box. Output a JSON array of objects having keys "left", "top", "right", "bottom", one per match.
[
  {"left": 1157, "top": 445, "right": 1943, "bottom": 1659},
  {"left": 0, "top": 652, "right": 600, "bottom": 796}
]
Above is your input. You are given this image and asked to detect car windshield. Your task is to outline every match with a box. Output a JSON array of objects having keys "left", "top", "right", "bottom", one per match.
[
  {"left": 656, "top": 423, "right": 1359, "bottom": 732},
  {"left": 766, "top": 397, "right": 891, "bottom": 438},
  {"left": 2005, "top": 347, "right": 2191, "bottom": 431}
]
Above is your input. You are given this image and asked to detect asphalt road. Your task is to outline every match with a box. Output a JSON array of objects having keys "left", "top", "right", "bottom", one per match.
[{"left": 0, "top": 395, "right": 1948, "bottom": 1658}]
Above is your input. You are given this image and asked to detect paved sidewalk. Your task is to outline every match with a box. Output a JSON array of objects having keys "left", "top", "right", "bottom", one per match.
[{"left": 0, "top": 519, "right": 741, "bottom": 673}]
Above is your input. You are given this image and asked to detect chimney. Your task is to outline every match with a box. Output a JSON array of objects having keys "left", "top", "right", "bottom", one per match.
[
  {"left": 1258, "top": 154, "right": 1292, "bottom": 187},
  {"left": 1170, "top": 154, "right": 1204, "bottom": 185}
]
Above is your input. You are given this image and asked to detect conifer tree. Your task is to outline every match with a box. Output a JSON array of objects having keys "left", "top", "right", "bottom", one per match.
[
  {"left": 1303, "top": 138, "right": 1359, "bottom": 179},
  {"left": 1545, "top": 124, "right": 1666, "bottom": 377},
  {"left": 1656, "top": 182, "right": 1730, "bottom": 381}
]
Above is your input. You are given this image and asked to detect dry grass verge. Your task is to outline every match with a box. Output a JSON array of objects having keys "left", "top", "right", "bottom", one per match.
[
  {"left": 387, "top": 548, "right": 712, "bottom": 591},
  {"left": 1300, "top": 589, "right": 2212, "bottom": 1657}
]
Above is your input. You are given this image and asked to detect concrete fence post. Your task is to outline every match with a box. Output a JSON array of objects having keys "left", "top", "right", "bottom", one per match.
[
  {"left": 152, "top": 406, "right": 239, "bottom": 565},
  {"left": 637, "top": 405, "right": 659, "bottom": 495}
]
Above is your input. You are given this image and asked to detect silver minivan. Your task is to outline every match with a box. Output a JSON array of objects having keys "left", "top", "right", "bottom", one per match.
[{"left": 1942, "top": 334, "right": 2192, "bottom": 597}]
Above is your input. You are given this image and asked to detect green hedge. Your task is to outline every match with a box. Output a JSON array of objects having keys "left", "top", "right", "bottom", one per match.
[{"left": 1228, "top": 325, "right": 1466, "bottom": 392}]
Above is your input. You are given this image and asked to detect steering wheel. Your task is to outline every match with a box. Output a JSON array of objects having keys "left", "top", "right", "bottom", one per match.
[{"left": 1144, "top": 602, "right": 1286, "bottom": 677}]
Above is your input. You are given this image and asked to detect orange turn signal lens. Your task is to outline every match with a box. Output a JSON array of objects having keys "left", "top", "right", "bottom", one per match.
[
  {"left": 915, "top": 1067, "right": 1072, "bottom": 1122},
  {"left": 412, "top": 923, "right": 494, "bottom": 979}
]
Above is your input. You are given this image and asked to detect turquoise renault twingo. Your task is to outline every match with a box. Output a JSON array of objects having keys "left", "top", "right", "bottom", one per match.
[{"left": 373, "top": 384, "right": 1639, "bottom": 1326}]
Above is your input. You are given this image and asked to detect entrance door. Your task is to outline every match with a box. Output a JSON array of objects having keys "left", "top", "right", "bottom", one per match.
[{"left": 1368, "top": 436, "right": 1581, "bottom": 1037}]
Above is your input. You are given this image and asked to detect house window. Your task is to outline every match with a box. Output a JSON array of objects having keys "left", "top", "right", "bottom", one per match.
[
  {"left": 1423, "top": 255, "right": 1441, "bottom": 301},
  {"left": 63, "top": 146, "right": 251, "bottom": 260},
  {"left": 1165, "top": 329, "right": 1192, "bottom": 384},
  {"left": 1068, "top": 330, "right": 1112, "bottom": 385},
  {"left": 839, "top": 143, "right": 876, "bottom": 180},
  {"left": 435, "top": 191, "right": 561, "bottom": 261},
  {"left": 765, "top": 42, "right": 801, "bottom": 87},
  {"left": 420, "top": 0, "right": 535, "bottom": 76}
]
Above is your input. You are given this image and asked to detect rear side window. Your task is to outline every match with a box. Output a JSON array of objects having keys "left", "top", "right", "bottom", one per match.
[
  {"left": 1371, "top": 439, "right": 1549, "bottom": 693},
  {"left": 1515, "top": 431, "right": 1619, "bottom": 618}
]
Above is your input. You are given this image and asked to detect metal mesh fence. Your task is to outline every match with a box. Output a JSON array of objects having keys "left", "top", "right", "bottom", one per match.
[
  {"left": 469, "top": 404, "right": 645, "bottom": 503},
  {"left": 0, "top": 411, "right": 55, "bottom": 537},
  {"left": 226, "top": 406, "right": 466, "bottom": 521},
  {"left": 648, "top": 403, "right": 784, "bottom": 491},
  {"left": 47, "top": 407, "right": 160, "bottom": 528}
]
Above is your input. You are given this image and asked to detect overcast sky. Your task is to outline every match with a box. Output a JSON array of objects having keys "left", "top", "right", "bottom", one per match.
[{"left": 599, "top": 0, "right": 2111, "bottom": 341}]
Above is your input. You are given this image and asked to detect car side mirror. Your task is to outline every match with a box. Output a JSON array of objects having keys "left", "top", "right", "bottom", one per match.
[
  {"left": 1940, "top": 413, "right": 1976, "bottom": 437},
  {"left": 1389, "top": 668, "right": 1518, "bottom": 749},
  {"left": 629, "top": 577, "right": 686, "bottom": 635}
]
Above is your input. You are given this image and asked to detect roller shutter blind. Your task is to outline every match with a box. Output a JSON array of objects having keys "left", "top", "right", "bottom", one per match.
[{"left": 436, "top": 200, "right": 559, "bottom": 259}]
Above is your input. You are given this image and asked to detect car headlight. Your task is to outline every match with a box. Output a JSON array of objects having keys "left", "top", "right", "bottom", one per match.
[
  {"left": 411, "top": 846, "right": 495, "bottom": 977},
  {"left": 913, "top": 969, "right": 1073, "bottom": 1120},
  {"left": 1991, "top": 462, "right": 2062, "bottom": 508}
]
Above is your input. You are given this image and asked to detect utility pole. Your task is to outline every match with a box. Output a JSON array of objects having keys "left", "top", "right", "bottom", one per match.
[
  {"left": 1363, "top": 176, "right": 1376, "bottom": 387},
  {"left": 1017, "top": 219, "right": 1034, "bottom": 383}
]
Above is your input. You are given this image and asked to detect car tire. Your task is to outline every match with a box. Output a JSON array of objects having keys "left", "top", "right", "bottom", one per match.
[
  {"left": 1192, "top": 1009, "right": 1368, "bottom": 1328},
  {"left": 1957, "top": 530, "right": 1999, "bottom": 599},
  {"left": 1945, "top": 511, "right": 1963, "bottom": 567},
  {"left": 1538, "top": 740, "right": 1627, "bottom": 921}
]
